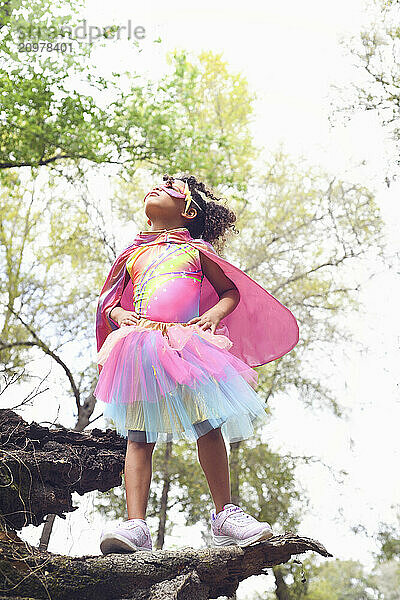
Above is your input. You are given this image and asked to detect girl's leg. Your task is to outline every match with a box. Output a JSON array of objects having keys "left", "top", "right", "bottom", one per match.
[
  {"left": 196, "top": 427, "right": 231, "bottom": 514},
  {"left": 124, "top": 439, "right": 156, "bottom": 519}
]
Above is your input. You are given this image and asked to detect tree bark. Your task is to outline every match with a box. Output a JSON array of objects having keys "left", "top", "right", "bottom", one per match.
[
  {"left": 38, "top": 514, "right": 56, "bottom": 552},
  {"left": 0, "top": 530, "right": 332, "bottom": 600},
  {"left": 156, "top": 441, "right": 173, "bottom": 549},
  {"left": 0, "top": 409, "right": 126, "bottom": 530},
  {"left": 273, "top": 565, "right": 290, "bottom": 600}
]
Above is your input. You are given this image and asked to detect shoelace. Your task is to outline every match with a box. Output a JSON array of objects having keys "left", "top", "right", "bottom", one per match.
[
  {"left": 124, "top": 521, "right": 148, "bottom": 533},
  {"left": 224, "top": 507, "right": 254, "bottom": 524}
]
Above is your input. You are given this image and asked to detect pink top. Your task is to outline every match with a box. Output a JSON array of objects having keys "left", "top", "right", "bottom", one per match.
[
  {"left": 95, "top": 227, "right": 299, "bottom": 371},
  {"left": 123, "top": 241, "right": 204, "bottom": 323}
]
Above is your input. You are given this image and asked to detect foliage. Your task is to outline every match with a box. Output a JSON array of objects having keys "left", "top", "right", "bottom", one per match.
[
  {"left": 226, "top": 149, "right": 385, "bottom": 415},
  {"left": 0, "top": 167, "right": 108, "bottom": 394},
  {"left": 261, "top": 557, "right": 379, "bottom": 600},
  {"left": 1, "top": 3, "right": 258, "bottom": 185},
  {"left": 371, "top": 560, "right": 400, "bottom": 600},
  {"left": 374, "top": 507, "right": 400, "bottom": 563},
  {"left": 259, "top": 510, "right": 400, "bottom": 600},
  {"left": 332, "top": 0, "right": 400, "bottom": 181},
  {"left": 0, "top": 0, "right": 115, "bottom": 170}
]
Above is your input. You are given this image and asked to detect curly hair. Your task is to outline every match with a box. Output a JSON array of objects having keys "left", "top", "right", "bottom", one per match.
[{"left": 163, "top": 173, "right": 239, "bottom": 253}]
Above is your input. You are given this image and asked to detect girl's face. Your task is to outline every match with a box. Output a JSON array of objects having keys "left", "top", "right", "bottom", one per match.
[{"left": 143, "top": 179, "right": 197, "bottom": 224}]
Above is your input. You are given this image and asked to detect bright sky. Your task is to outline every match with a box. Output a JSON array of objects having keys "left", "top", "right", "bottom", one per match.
[{"left": 4, "top": 1, "right": 400, "bottom": 597}]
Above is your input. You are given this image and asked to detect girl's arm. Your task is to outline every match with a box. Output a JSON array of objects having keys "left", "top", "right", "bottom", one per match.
[
  {"left": 109, "top": 303, "right": 121, "bottom": 322},
  {"left": 108, "top": 271, "right": 138, "bottom": 327},
  {"left": 201, "top": 251, "right": 240, "bottom": 312},
  {"left": 187, "top": 252, "right": 240, "bottom": 332}
]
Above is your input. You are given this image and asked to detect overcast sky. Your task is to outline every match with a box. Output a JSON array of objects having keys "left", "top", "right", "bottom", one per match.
[{"left": 3, "top": 1, "right": 400, "bottom": 598}]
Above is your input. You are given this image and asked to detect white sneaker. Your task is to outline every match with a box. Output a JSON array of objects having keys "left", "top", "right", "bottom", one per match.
[
  {"left": 210, "top": 504, "right": 273, "bottom": 547},
  {"left": 100, "top": 519, "right": 153, "bottom": 554}
]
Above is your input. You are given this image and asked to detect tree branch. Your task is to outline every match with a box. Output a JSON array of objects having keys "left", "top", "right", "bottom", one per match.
[
  {"left": 4, "top": 306, "right": 81, "bottom": 413},
  {"left": 0, "top": 532, "right": 332, "bottom": 600}
]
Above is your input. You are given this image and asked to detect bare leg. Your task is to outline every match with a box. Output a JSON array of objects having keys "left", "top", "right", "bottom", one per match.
[
  {"left": 196, "top": 427, "right": 231, "bottom": 514},
  {"left": 124, "top": 439, "right": 156, "bottom": 520}
]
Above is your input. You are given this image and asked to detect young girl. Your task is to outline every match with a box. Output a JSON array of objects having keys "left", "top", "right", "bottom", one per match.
[{"left": 95, "top": 174, "right": 299, "bottom": 554}]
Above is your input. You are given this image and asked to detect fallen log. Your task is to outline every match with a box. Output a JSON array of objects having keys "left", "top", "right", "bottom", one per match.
[
  {"left": 0, "top": 409, "right": 333, "bottom": 599},
  {"left": 0, "top": 529, "right": 332, "bottom": 600},
  {"left": 0, "top": 409, "right": 126, "bottom": 530}
]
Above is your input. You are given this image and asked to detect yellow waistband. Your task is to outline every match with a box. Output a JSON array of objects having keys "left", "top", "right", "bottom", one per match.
[{"left": 133, "top": 316, "right": 190, "bottom": 335}]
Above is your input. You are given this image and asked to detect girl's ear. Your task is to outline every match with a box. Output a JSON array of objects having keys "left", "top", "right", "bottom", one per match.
[{"left": 182, "top": 208, "right": 197, "bottom": 220}]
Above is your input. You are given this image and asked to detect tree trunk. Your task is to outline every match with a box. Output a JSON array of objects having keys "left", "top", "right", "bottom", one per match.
[
  {"left": 38, "top": 513, "right": 56, "bottom": 552},
  {"left": 0, "top": 531, "right": 332, "bottom": 599},
  {"left": 229, "top": 441, "right": 241, "bottom": 505},
  {"left": 156, "top": 440, "right": 173, "bottom": 549},
  {"left": 273, "top": 565, "right": 290, "bottom": 600}
]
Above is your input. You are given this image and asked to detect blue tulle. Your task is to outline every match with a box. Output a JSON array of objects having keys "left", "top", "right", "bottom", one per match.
[{"left": 101, "top": 367, "right": 269, "bottom": 444}]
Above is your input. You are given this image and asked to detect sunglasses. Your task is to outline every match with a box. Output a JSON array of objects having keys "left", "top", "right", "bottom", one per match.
[{"left": 143, "top": 181, "right": 203, "bottom": 213}]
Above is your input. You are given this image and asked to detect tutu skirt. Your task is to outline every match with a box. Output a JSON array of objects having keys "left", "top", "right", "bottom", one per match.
[{"left": 94, "top": 317, "right": 269, "bottom": 444}]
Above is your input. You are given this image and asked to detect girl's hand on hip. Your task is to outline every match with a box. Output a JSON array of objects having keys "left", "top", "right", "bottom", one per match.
[
  {"left": 111, "top": 307, "right": 139, "bottom": 327},
  {"left": 187, "top": 308, "right": 222, "bottom": 334},
  {"left": 120, "top": 310, "right": 140, "bottom": 327}
]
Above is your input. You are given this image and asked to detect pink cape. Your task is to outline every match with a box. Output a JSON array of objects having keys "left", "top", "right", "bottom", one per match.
[{"left": 95, "top": 228, "right": 299, "bottom": 373}]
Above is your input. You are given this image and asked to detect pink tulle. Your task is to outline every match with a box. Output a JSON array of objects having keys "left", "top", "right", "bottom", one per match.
[
  {"left": 97, "top": 321, "right": 232, "bottom": 365},
  {"left": 95, "top": 321, "right": 259, "bottom": 405}
]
